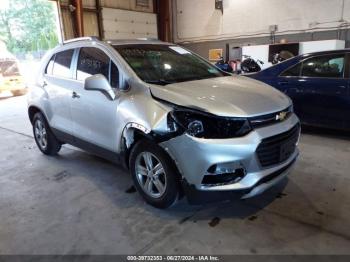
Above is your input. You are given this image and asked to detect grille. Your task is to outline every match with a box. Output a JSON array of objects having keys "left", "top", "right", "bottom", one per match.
[{"left": 256, "top": 124, "right": 300, "bottom": 167}]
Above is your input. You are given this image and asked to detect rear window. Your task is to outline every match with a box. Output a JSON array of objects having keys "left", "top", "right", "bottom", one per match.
[{"left": 52, "top": 49, "right": 74, "bottom": 78}]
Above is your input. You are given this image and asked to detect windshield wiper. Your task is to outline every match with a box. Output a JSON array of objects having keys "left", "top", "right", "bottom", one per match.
[{"left": 145, "top": 79, "right": 174, "bottom": 86}]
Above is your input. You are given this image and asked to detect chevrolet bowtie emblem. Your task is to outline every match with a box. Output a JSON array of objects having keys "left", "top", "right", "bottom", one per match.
[{"left": 276, "top": 111, "right": 287, "bottom": 121}]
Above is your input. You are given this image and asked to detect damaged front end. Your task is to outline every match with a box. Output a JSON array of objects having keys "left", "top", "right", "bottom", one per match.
[
  {"left": 121, "top": 95, "right": 299, "bottom": 205},
  {"left": 157, "top": 102, "right": 299, "bottom": 204}
]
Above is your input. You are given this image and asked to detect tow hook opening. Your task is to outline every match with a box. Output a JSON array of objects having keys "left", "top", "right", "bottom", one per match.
[{"left": 202, "top": 167, "right": 245, "bottom": 186}]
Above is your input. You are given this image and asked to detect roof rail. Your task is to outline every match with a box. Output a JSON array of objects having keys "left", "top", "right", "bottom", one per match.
[{"left": 63, "top": 36, "right": 100, "bottom": 45}]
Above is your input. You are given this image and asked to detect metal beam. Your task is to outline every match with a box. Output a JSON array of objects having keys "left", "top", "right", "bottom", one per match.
[{"left": 73, "top": 0, "right": 84, "bottom": 37}]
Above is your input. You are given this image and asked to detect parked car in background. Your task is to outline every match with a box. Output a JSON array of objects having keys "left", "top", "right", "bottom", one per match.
[
  {"left": 0, "top": 53, "right": 27, "bottom": 96},
  {"left": 28, "top": 37, "right": 300, "bottom": 208},
  {"left": 248, "top": 49, "right": 350, "bottom": 130}
]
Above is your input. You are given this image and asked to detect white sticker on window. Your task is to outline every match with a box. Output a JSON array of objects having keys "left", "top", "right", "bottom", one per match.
[{"left": 169, "top": 46, "right": 191, "bottom": 55}]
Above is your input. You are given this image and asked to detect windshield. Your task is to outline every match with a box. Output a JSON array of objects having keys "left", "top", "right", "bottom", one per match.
[
  {"left": 0, "top": 61, "right": 21, "bottom": 77},
  {"left": 114, "top": 44, "right": 228, "bottom": 85}
]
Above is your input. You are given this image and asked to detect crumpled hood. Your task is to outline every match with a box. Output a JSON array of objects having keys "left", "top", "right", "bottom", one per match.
[{"left": 149, "top": 76, "right": 291, "bottom": 117}]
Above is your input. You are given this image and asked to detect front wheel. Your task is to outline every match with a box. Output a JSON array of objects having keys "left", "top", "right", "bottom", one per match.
[
  {"left": 33, "top": 112, "right": 61, "bottom": 155},
  {"left": 129, "top": 140, "right": 180, "bottom": 209}
]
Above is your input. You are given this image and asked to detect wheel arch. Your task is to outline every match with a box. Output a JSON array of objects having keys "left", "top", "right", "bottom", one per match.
[
  {"left": 28, "top": 105, "right": 44, "bottom": 124},
  {"left": 120, "top": 123, "right": 181, "bottom": 173},
  {"left": 121, "top": 124, "right": 154, "bottom": 169}
]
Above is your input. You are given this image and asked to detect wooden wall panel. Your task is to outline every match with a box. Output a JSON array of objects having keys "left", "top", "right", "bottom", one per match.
[
  {"left": 131, "top": 0, "right": 154, "bottom": 13},
  {"left": 83, "top": 11, "right": 99, "bottom": 37},
  {"left": 100, "top": 0, "right": 153, "bottom": 13},
  {"left": 61, "top": 9, "right": 75, "bottom": 40},
  {"left": 82, "top": 0, "right": 96, "bottom": 9},
  {"left": 101, "top": 0, "right": 131, "bottom": 10},
  {"left": 58, "top": 0, "right": 156, "bottom": 40}
]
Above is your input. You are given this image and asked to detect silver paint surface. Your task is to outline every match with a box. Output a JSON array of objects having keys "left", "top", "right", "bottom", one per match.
[{"left": 28, "top": 38, "right": 300, "bottom": 196}]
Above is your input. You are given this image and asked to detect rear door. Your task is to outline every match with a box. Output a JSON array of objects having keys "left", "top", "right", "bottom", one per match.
[
  {"left": 297, "top": 53, "right": 349, "bottom": 128},
  {"left": 43, "top": 49, "right": 75, "bottom": 138}
]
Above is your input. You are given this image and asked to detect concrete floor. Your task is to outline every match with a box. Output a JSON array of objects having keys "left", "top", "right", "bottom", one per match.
[{"left": 0, "top": 95, "right": 350, "bottom": 255}]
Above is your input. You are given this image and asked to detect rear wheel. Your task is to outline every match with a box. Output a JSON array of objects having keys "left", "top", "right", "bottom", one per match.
[
  {"left": 129, "top": 140, "right": 180, "bottom": 209},
  {"left": 33, "top": 112, "right": 61, "bottom": 155}
]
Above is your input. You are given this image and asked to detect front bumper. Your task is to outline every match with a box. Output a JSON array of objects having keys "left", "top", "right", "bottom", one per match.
[{"left": 159, "top": 113, "right": 300, "bottom": 201}]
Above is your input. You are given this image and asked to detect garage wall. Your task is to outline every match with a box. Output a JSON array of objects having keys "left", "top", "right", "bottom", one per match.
[
  {"left": 59, "top": 0, "right": 155, "bottom": 40},
  {"left": 174, "top": 0, "right": 350, "bottom": 43},
  {"left": 174, "top": 0, "right": 350, "bottom": 60},
  {"left": 182, "top": 29, "right": 350, "bottom": 61}
]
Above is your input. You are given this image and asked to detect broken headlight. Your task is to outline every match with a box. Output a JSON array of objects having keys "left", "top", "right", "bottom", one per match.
[{"left": 167, "top": 110, "right": 252, "bottom": 138}]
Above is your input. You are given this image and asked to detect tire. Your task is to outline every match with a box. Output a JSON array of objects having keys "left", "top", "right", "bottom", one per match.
[
  {"left": 129, "top": 140, "right": 181, "bottom": 209},
  {"left": 32, "top": 112, "right": 61, "bottom": 155},
  {"left": 11, "top": 89, "right": 27, "bottom": 96}
]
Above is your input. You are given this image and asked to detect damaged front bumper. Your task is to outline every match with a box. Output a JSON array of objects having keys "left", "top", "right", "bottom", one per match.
[{"left": 159, "top": 113, "right": 300, "bottom": 204}]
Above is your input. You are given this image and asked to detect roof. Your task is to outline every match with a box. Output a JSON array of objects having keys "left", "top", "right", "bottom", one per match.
[
  {"left": 106, "top": 39, "right": 173, "bottom": 46},
  {"left": 301, "top": 48, "right": 350, "bottom": 58},
  {"left": 62, "top": 37, "right": 173, "bottom": 47}
]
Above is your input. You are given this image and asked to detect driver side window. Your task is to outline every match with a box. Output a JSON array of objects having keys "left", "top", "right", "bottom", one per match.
[
  {"left": 77, "top": 47, "right": 109, "bottom": 81},
  {"left": 301, "top": 54, "right": 345, "bottom": 78},
  {"left": 280, "top": 63, "right": 302, "bottom": 77},
  {"left": 76, "top": 47, "right": 120, "bottom": 89}
]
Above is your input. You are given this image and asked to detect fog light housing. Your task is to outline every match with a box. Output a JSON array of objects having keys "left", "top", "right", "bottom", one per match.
[{"left": 202, "top": 168, "right": 245, "bottom": 185}]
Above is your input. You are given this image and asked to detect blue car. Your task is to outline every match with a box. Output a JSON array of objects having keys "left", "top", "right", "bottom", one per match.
[{"left": 248, "top": 49, "right": 350, "bottom": 130}]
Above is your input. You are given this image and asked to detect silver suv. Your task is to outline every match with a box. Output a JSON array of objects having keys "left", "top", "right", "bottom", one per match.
[{"left": 28, "top": 37, "right": 300, "bottom": 208}]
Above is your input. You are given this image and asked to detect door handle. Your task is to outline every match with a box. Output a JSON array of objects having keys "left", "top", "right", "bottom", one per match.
[
  {"left": 278, "top": 81, "right": 289, "bottom": 85},
  {"left": 72, "top": 91, "right": 80, "bottom": 99},
  {"left": 41, "top": 81, "right": 47, "bottom": 88}
]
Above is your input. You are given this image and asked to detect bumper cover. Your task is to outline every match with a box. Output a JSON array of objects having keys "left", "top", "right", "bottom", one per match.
[
  {"left": 182, "top": 155, "right": 297, "bottom": 204},
  {"left": 159, "top": 113, "right": 300, "bottom": 203}
]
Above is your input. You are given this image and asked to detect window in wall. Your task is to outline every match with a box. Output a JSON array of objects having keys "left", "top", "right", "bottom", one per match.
[
  {"left": 77, "top": 47, "right": 109, "bottom": 81},
  {"left": 301, "top": 54, "right": 345, "bottom": 78},
  {"left": 52, "top": 50, "right": 74, "bottom": 78},
  {"left": 280, "top": 63, "right": 302, "bottom": 77}
]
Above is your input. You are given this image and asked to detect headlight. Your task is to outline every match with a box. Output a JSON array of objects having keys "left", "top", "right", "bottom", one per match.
[{"left": 167, "top": 110, "right": 252, "bottom": 138}]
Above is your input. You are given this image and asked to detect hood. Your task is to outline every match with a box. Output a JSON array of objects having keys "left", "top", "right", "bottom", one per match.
[{"left": 149, "top": 76, "right": 291, "bottom": 117}]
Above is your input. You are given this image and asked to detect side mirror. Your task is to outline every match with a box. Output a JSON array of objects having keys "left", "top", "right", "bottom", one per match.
[{"left": 84, "top": 74, "right": 116, "bottom": 100}]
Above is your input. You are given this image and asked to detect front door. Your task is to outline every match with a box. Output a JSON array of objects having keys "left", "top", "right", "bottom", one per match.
[{"left": 69, "top": 47, "right": 121, "bottom": 153}]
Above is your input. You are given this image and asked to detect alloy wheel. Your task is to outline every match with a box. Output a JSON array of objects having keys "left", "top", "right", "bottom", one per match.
[
  {"left": 135, "top": 152, "right": 167, "bottom": 198},
  {"left": 34, "top": 119, "right": 48, "bottom": 150}
]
